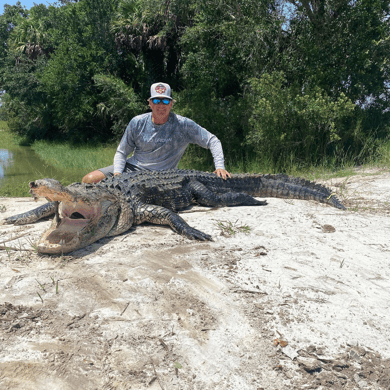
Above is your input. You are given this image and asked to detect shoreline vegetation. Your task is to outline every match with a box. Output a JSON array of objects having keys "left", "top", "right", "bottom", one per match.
[{"left": 1, "top": 121, "right": 389, "bottom": 198}]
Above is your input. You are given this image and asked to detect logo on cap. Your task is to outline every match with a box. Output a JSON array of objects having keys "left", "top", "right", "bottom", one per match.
[{"left": 155, "top": 84, "right": 167, "bottom": 94}]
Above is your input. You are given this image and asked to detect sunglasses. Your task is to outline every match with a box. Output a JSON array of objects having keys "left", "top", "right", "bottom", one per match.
[{"left": 151, "top": 98, "right": 171, "bottom": 105}]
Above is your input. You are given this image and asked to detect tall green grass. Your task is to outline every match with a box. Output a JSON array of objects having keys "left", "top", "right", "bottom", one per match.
[
  {"left": 31, "top": 140, "right": 117, "bottom": 172},
  {"left": 30, "top": 137, "right": 390, "bottom": 181},
  {"left": 177, "top": 138, "right": 389, "bottom": 180},
  {"left": 225, "top": 158, "right": 355, "bottom": 181},
  {"left": 377, "top": 140, "right": 390, "bottom": 166},
  {"left": 0, "top": 121, "right": 23, "bottom": 148},
  {"left": 0, "top": 181, "right": 30, "bottom": 197}
]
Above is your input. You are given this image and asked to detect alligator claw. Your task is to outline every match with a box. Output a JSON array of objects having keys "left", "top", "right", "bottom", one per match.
[
  {"left": 185, "top": 228, "right": 212, "bottom": 241},
  {"left": 3, "top": 216, "right": 15, "bottom": 225},
  {"left": 3, "top": 213, "right": 32, "bottom": 225}
]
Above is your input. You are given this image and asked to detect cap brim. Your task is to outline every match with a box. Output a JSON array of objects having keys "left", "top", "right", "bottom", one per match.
[{"left": 149, "top": 95, "right": 172, "bottom": 100}]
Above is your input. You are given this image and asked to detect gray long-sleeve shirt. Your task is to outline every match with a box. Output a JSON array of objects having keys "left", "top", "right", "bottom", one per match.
[{"left": 113, "top": 112, "right": 225, "bottom": 173}]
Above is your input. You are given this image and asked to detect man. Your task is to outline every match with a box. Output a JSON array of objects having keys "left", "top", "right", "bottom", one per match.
[{"left": 82, "top": 82, "right": 231, "bottom": 184}]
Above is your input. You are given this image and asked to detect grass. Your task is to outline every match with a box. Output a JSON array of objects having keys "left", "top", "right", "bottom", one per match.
[
  {"left": 215, "top": 220, "right": 251, "bottom": 236},
  {"left": 0, "top": 121, "right": 23, "bottom": 148},
  {"left": 178, "top": 138, "right": 390, "bottom": 180},
  {"left": 31, "top": 140, "right": 117, "bottom": 173},
  {"left": 37, "top": 292, "right": 43, "bottom": 304},
  {"left": 225, "top": 149, "right": 390, "bottom": 182},
  {"left": 377, "top": 140, "right": 390, "bottom": 166},
  {"left": 0, "top": 182, "right": 32, "bottom": 198}
]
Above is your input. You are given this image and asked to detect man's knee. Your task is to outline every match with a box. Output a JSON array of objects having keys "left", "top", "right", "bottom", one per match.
[{"left": 82, "top": 170, "right": 106, "bottom": 184}]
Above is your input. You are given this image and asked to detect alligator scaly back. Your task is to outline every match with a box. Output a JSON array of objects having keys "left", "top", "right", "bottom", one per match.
[{"left": 107, "top": 169, "right": 345, "bottom": 210}]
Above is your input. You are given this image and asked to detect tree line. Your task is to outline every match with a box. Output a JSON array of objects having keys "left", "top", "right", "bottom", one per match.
[{"left": 1, "top": 0, "right": 389, "bottom": 170}]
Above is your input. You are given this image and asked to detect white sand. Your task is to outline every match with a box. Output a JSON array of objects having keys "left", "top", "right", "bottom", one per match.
[{"left": 0, "top": 169, "right": 389, "bottom": 389}]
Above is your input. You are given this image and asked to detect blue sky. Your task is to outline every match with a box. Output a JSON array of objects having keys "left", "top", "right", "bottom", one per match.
[{"left": 1, "top": 1, "right": 51, "bottom": 11}]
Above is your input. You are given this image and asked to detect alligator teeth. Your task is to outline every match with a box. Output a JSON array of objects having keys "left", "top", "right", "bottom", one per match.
[{"left": 54, "top": 201, "right": 60, "bottom": 227}]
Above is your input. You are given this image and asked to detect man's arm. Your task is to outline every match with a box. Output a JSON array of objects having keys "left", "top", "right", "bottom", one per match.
[
  {"left": 207, "top": 136, "right": 231, "bottom": 179},
  {"left": 184, "top": 118, "right": 231, "bottom": 179},
  {"left": 113, "top": 150, "right": 129, "bottom": 175},
  {"left": 113, "top": 120, "right": 136, "bottom": 174}
]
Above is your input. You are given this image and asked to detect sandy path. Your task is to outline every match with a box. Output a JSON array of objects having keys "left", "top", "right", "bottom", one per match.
[{"left": 0, "top": 169, "right": 389, "bottom": 389}]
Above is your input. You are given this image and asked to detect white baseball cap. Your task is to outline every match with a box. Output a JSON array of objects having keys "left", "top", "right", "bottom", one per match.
[{"left": 149, "top": 82, "right": 172, "bottom": 100}]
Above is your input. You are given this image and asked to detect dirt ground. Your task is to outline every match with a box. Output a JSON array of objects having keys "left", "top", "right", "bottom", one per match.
[{"left": 1, "top": 168, "right": 390, "bottom": 390}]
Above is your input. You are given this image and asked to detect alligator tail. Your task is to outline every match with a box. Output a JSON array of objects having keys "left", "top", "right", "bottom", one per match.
[{"left": 217, "top": 174, "right": 346, "bottom": 210}]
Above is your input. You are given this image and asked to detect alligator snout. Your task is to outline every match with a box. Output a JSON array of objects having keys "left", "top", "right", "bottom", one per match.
[{"left": 29, "top": 181, "right": 40, "bottom": 200}]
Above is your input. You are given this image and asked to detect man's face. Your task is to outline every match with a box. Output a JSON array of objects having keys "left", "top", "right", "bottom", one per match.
[{"left": 148, "top": 98, "right": 173, "bottom": 122}]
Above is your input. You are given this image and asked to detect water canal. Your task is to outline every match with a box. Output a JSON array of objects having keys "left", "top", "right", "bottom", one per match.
[{"left": 0, "top": 145, "right": 83, "bottom": 197}]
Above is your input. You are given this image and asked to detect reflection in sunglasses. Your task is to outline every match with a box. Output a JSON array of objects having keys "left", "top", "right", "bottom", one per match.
[{"left": 152, "top": 98, "right": 171, "bottom": 105}]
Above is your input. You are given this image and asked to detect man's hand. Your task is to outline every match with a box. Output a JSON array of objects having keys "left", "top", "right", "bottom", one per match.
[
  {"left": 214, "top": 168, "right": 231, "bottom": 180},
  {"left": 114, "top": 172, "right": 121, "bottom": 176}
]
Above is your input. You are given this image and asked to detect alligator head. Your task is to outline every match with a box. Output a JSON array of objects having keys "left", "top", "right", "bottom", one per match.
[{"left": 29, "top": 179, "right": 133, "bottom": 254}]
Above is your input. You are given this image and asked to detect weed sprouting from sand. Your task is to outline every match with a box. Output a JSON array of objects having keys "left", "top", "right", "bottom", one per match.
[
  {"left": 50, "top": 276, "right": 59, "bottom": 294},
  {"left": 60, "top": 254, "right": 68, "bottom": 268},
  {"left": 4, "top": 246, "right": 12, "bottom": 260},
  {"left": 36, "top": 279, "right": 46, "bottom": 292},
  {"left": 25, "top": 236, "right": 38, "bottom": 253},
  {"left": 37, "top": 292, "right": 43, "bottom": 304},
  {"left": 174, "top": 361, "right": 182, "bottom": 376},
  {"left": 215, "top": 220, "right": 251, "bottom": 236}
]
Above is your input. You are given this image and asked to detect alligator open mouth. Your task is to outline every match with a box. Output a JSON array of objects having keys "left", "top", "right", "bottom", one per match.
[
  {"left": 45, "top": 201, "right": 97, "bottom": 240},
  {"left": 28, "top": 179, "right": 119, "bottom": 254},
  {"left": 37, "top": 200, "right": 104, "bottom": 253}
]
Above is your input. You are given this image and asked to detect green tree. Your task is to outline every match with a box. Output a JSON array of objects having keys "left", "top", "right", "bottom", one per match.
[
  {"left": 111, "top": 0, "right": 196, "bottom": 91},
  {"left": 247, "top": 72, "right": 355, "bottom": 167},
  {"left": 0, "top": 54, "right": 50, "bottom": 139},
  {"left": 8, "top": 4, "right": 54, "bottom": 60},
  {"left": 285, "top": 0, "right": 390, "bottom": 101},
  {"left": 93, "top": 73, "right": 143, "bottom": 137},
  {"left": 174, "top": 0, "right": 281, "bottom": 165},
  {"left": 1, "top": 0, "right": 143, "bottom": 142},
  {"left": 0, "top": 1, "right": 28, "bottom": 104},
  {"left": 281, "top": 0, "right": 390, "bottom": 159},
  {"left": 0, "top": 2, "right": 27, "bottom": 60}
]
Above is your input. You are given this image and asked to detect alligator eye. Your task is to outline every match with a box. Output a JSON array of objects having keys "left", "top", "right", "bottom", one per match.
[{"left": 69, "top": 212, "right": 85, "bottom": 219}]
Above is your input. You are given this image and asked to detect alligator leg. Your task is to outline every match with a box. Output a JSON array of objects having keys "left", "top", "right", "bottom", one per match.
[
  {"left": 188, "top": 181, "right": 267, "bottom": 207},
  {"left": 135, "top": 204, "right": 212, "bottom": 241},
  {"left": 2, "top": 202, "right": 56, "bottom": 225}
]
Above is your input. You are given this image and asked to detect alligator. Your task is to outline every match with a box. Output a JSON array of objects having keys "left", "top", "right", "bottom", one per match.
[{"left": 3, "top": 169, "right": 345, "bottom": 254}]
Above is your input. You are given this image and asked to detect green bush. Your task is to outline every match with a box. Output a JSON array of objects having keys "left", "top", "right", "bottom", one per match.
[
  {"left": 93, "top": 74, "right": 144, "bottom": 137},
  {"left": 246, "top": 72, "right": 356, "bottom": 168}
]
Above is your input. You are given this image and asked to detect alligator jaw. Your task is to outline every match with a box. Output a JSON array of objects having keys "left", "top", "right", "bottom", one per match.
[{"left": 29, "top": 179, "right": 120, "bottom": 254}]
